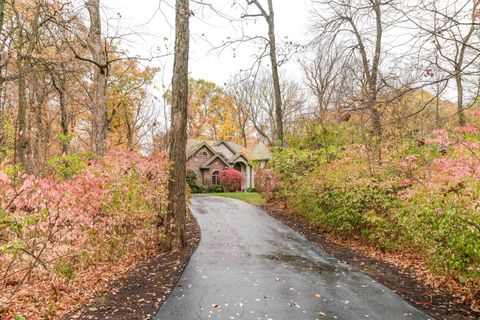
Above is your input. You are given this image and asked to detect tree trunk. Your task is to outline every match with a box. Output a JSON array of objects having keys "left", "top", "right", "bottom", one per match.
[
  {"left": 164, "top": 0, "right": 190, "bottom": 251},
  {"left": 86, "top": 0, "right": 108, "bottom": 156},
  {"left": 32, "top": 88, "right": 46, "bottom": 169},
  {"left": 370, "top": 0, "right": 383, "bottom": 139},
  {"left": 58, "top": 80, "right": 69, "bottom": 154},
  {"left": 369, "top": 102, "right": 382, "bottom": 138},
  {"left": 0, "top": 0, "right": 5, "bottom": 151},
  {"left": 435, "top": 82, "right": 441, "bottom": 129},
  {"left": 125, "top": 108, "right": 134, "bottom": 151},
  {"left": 0, "top": 0, "right": 5, "bottom": 35},
  {"left": 51, "top": 71, "right": 70, "bottom": 154},
  {"left": 455, "top": 68, "right": 465, "bottom": 126},
  {"left": 240, "top": 121, "right": 247, "bottom": 147},
  {"left": 266, "top": 0, "right": 283, "bottom": 147},
  {"left": 59, "top": 91, "right": 69, "bottom": 154},
  {"left": 16, "top": 61, "right": 28, "bottom": 169}
]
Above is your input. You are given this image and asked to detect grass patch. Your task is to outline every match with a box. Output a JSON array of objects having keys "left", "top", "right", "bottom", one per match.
[{"left": 204, "top": 192, "right": 265, "bottom": 205}]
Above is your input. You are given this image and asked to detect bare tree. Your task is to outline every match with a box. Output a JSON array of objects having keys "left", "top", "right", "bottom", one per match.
[
  {"left": 229, "top": 71, "right": 305, "bottom": 146},
  {"left": 50, "top": 64, "right": 70, "bottom": 154},
  {"left": 302, "top": 44, "right": 356, "bottom": 119},
  {"left": 228, "top": 78, "right": 252, "bottom": 147},
  {"left": 395, "top": 0, "right": 480, "bottom": 126},
  {"left": 86, "top": 0, "right": 108, "bottom": 156},
  {"left": 165, "top": 0, "right": 190, "bottom": 251},
  {"left": 0, "top": 0, "right": 4, "bottom": 35},
  {"left": 12, "top": 3, "right": 42, "bottom": 171},
  {"left": 243, "top": 0, "right": 284, "bottom": 146},
  {"left": 427, "top": 0, "right": 479, "bottom": 126},
  {"left": 311, "top": 0, "right": 393, "bottom": 139}
]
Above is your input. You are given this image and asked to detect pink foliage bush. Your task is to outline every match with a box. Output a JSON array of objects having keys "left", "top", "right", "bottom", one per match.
[
  {"left": 219, "top": 168, "right": 242, "bottom": 192},
  {"left": 254, "top": 169, "right": 278, "bottom": 199},
  {"left": 424, "top": 129, "right": 453, "bottom": 148},
  {"left": 0, "top": 151, "right": 169, "bottom": 318}
]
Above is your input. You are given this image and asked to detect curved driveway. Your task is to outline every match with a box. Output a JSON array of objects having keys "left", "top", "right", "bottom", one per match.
[{"left": 154, "top": 196, "right": 432, "bottom": 320}]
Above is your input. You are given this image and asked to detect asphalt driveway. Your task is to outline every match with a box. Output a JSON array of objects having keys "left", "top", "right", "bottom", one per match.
[{"left": 154, "top": 196, "right": 432, "bottom": 320}]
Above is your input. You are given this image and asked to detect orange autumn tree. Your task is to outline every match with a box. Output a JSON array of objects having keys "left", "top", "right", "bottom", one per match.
[
  {"left": 166, "top": 78, "right": 248, "bottom": 144},
  {"left": 106, "top": 54, "right": 158, "bottom": 150}
]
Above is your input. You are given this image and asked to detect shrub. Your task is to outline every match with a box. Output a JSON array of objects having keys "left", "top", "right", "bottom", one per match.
[
  {"left": 246, "top": 187, "right": 257, "bottom": 193},
  {"left": 270, "top": 122, "right": 480, "bottom": 298},
  {"left": 254, "top": 168, "right": 278, "bottom": 200},
  {"left": 207, "top": 185, "right": 224, "bottom": 193},
  {"left": 0, "top": 151, "right": 169, "bottom": 318},
  {"left": 270, "top": 148, "right": 325, "bottom": 186},
  {"left": 195, "top": 184, "right": 208, "bottom": 193},
  {"left": 219, "top": 169, "right": 242, "bottom": 192},
  {"left": 400, "top": 182, "right": 480, "bottom": 281},
  {"left": 186, "top": 169, "right": 197, "bottom": 189},
  {"left": 283, "top": 158, "right": 401, "bottom": 250},
  {"left": 47, "top": 153, "right": 87, "bottom": 179},
  {"left": 187, "top": 169, "right": 202, "bottom": 193}
]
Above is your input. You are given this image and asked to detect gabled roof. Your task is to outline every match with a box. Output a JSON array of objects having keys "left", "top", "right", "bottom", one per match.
[
  {"left": 200, "top": 154, "right": 231, "bottom": 169},
  {"left": 214, "top": 141, "right": 238, "bottom": 156},
  {"left": 186, "top": 139, "right": 272, "bottom": 162},
  {"left": 228, "top": 153, "right": 249, "bottom": 164},
  {"left": 186, "top": 141, "right": 217, "bottom": 159}
]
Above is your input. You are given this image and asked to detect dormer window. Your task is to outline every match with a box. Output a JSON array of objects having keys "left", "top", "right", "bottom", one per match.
[{"left": 199, "top": 150, "right": 209, "bottom": 157}]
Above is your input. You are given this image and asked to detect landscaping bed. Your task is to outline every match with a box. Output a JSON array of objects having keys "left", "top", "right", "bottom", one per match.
[{"left": 68, "top": 213, "right": 200, "bottom": 320}]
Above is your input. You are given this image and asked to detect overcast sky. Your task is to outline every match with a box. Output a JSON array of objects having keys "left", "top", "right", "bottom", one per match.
[{"left": 101, "top": 0, "right": 312, "bottom": 89}]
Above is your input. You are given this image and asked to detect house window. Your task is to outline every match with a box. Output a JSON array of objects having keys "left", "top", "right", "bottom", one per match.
[
  {"left": 212, "top": 170, "right": 220, "bottom": 185},
  {"left": 199, "top": 150, "right": 209, "bottom": 157}
]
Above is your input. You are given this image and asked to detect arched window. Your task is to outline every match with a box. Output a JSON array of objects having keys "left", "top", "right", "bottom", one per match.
[
  {"left": 211, "top": 170, "right": 220, "bottom": 185},
  {"left": 199, "top": 150, "right": 209, "bottom": 157}
]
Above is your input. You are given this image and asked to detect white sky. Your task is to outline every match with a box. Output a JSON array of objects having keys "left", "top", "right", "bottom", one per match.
[{"left": 102, "top": 0, "right": 312, "bottom": 88}]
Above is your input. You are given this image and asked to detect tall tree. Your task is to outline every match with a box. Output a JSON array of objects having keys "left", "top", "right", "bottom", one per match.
[
  {"left": 86, "top": 0, "right": 107, "bottom": 155},
  {"left": 165, "top": 0, "right": 190, "bottom": 250},
  {"left": 0, "top": 0, "right": 4, "bottom": 35},
  {"left": 428, "top": 0, "right": 479, "bottom": 126},
  {"left": 13, "top": 3, "right": 42, "bottom": 171},
  {"left": 50, "top": 65, "right": 70, "bottom": 154},
  {"left": 243, "top": 0, "right": 284, "bottom": 147},
  {"left": 311, "top": 0, "right": 388, "bottom": 139}
]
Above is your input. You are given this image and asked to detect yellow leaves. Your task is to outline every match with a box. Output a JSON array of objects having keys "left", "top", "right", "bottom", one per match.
[
  {"left": 186, "top": 78, "right": 245, "bottom": 143},
  {"left": 106, "top": 54, "right": 158, "bottom": 149}
]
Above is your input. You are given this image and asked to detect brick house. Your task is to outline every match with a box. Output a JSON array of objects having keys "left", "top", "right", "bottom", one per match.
[{"left": 186, "top": 139, "right": 271, "bottom": 190}]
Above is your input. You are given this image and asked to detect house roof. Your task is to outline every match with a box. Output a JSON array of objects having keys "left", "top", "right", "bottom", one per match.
[
  {"left": 228, "top": 153, "right": 249, "bottom": 164},
  {"left": 250, "top": 143, "right": 272, "bottom": 160},
  {"left": 186, "top": 141, "right": 217, "bottom": 159},
  {"left": 199, "top": 154, "right": 230, "bottom": 169},
  {"left": 187, "top": 139, "right": 271, "bottom": 168}
]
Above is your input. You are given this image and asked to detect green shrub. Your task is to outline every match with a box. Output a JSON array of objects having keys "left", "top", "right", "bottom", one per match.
[
  {"left": 54, "top": 260, "right": 75, "bottom": 280},
  {"left": 47, "top": 154, "right": 87, "bottom": 179},
  {"left": 246, "top": 187, "right": 257, "bottom": 192},
  {"left": 271, "top": 143, "right": 480, "bottom": 285},
  {"left": 191, "top": 184, "right": 208, "bottom": 193},
  {"left": 270, "top": 148, "right": 325, "bottom": 190},
  {"left": 186, "top": 170, "right": 197, "bottom": 189},
  {"left": 400, "top": 182, "right": 480, "bottom": 281},
  {"left": 286, "top": 162, "right": 401, "bottom": 250},
  {"left": 207, "top": 185, "right": 224, "bottom": 193}
]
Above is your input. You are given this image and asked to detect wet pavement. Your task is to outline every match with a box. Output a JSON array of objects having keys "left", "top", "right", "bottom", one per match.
[{"left": 154, "top": 196, "right": 432, "bottom": 320}]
